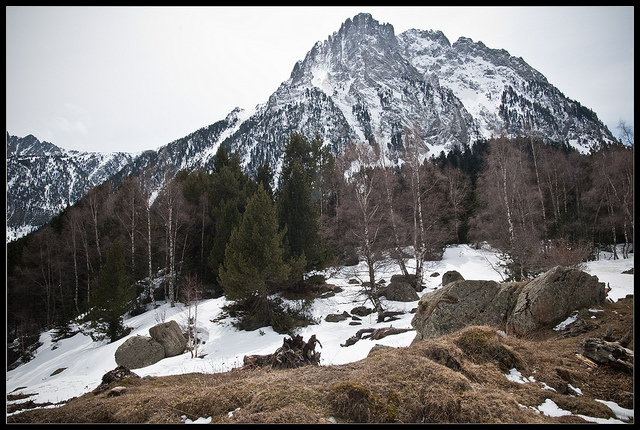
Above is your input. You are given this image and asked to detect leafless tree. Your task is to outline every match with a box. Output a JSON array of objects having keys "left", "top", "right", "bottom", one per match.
[
  {"left": 617, "top": 119, "right": 634, "bottom": 146},
  {"left": 375, "top": 131, "right": 410, "bottom": 276},
  {"left": 342, "top": 142, "right": 387, "bottom": 313},
  {"left": 111, "top": 175, "right": 145, "bottom": 274},
  {"left": 471, "top": 135, "right": 544, "bottom": 280},
  {"left": 442, "top": 164, "right": 470, "bottom": 244},
  {"left": 180, "top": 274, "right": 205, "bottom": 358},
  {"left": 402, "top": 125, "right": 441, "bottom": 286},
  {"left": 155, "top": 172, "right": 187, "bottom": 306}
]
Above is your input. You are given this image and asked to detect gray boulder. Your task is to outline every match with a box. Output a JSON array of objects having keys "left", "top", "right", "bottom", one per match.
[
  {"left": 412, "top": 280, "right": 519, "bottom": 342},
  {"left": 351, "top": 306, "right": 374, "bottom": 317},
  {"left": 325, "top": 311, "right": 350, "bottom": 322},
  {"left": 506, "top": 266, "right": 606, "bottom": 336},
  {"left": 380, "top": 281, "right": 420, "bottom": 302},
  {"left": 114, "top": 336, "right": 165, "bottom": 369},
  {"left": 390, "top": 274, "right": 421, "bottom": 291},
  {"left": 149, "top": 320, "right": 186, "bottom": 357}
]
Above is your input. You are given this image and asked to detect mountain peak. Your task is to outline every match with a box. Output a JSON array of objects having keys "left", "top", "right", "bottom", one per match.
[
  {"left": 340, "top": 13, "right": 392, "bottom": 35},
  {"left": 333, "top": 13, "right": 395, "bottom": 45}
]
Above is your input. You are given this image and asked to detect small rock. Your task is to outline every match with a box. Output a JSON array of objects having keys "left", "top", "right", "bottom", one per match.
[
  {"left": 107, "top": 386, "right": 127, "bottom": 397},
  {"left": 325, "top": 311, "right": 350, "bottom": 322}
]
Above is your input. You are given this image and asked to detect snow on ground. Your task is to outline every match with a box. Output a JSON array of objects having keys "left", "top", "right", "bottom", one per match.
[{"left": 6, "top": 244, "right": 634, "bottom": 422}]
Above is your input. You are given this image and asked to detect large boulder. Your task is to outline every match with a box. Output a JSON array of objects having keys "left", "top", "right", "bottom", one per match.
[
  {"left": 411, "top": 280, "right": 519, "bottom": 342},
  {"left": 411, "top": 266, "right": 606, "bottom": 342},
  {"left": 149, "top": 320, "right": 187, "bottom": 357},
  {"left": 379, "top": 281, "right": 420, "bottom": 302},
  {"left": 506, "top": 266, "right": 606, "bottom": 336},
  {"left": 390, "top": 274, "right": 421, "bottom": 291},
  {"left": 114, "top": 336, "right": 165, "bottom": 369}
]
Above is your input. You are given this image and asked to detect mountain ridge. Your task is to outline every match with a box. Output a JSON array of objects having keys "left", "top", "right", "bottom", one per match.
[{"left": 6, "top": 12, "right": 617, "bottom": 242}]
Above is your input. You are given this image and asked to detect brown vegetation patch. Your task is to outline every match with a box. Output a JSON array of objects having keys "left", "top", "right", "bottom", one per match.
[{"left": 8, "top": 297, "right": 633, "bottom": 424}]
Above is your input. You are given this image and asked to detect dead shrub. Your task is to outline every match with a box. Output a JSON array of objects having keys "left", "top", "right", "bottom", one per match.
[
  {"left": 330, "top": 381, "right": 380, "bottom": 423},
  {"left": 454, "top": 326, "right": 525, "bottom": 372},
  {"left": 540, "top": 238, "right": 592, "bottom": 270}
]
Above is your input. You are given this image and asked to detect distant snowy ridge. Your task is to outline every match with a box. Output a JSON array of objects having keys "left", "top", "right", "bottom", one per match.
[{"left": 6, "top": 133, "right": 134, "bottom": 242}]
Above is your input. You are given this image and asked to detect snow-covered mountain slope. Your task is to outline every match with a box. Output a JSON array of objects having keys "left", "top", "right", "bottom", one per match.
[
  {"left": 218, "top": 13, "right": 615, "bottom": 175},
  {"left": 398, "top": 29, "right": 614, "bottom": 151},
  {"left": 6, "top": 13, "right": 617, "bottom": 241},
  {"left": 6, "top": 109, "right": 246, "bottom": 242}
]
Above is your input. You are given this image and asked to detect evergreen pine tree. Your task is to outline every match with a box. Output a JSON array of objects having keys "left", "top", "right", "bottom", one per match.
[
  {"left": 91, "top": 238, "right": 135, "bottom": 342},
  {"left": 277, "top": 134, "right": 331, "bottom": 273},
  {"left": 218, "top": 184, "right": 291, "bottom": 329},
  {"left": 207, "top": 150, "right": 254, "bottom": 290}
]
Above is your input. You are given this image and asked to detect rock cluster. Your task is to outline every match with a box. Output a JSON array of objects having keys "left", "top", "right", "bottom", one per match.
[
  {"left": 114, "top": 320, "right": 186, "bottom": 369},
  {"left": 412, "top": 266, "right": 605, "bottom": 342}
]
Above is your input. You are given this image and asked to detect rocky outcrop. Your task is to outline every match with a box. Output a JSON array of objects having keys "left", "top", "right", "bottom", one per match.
[
  {"left": 412, "top": 266, "right": 606, "bottom": 342},
  {"left": 412, "top": 280, "right": 520, "bottom": 342}
]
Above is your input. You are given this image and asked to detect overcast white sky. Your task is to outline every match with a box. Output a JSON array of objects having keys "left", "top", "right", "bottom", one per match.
[{"left": 6, "top": 6, "right": 634, "bottom": 153}]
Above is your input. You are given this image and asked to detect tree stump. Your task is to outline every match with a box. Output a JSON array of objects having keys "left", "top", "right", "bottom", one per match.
[{"left": 578, "top": 330, "right": 633, "bottom": 373}]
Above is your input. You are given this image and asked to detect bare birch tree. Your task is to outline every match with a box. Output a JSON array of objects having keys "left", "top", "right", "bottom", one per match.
[
  {"left": 180, "top": 274, "right": 205, "bottom": 358},
  {"left": 342, "top": 142, "right": 387, "bottom": 313}
]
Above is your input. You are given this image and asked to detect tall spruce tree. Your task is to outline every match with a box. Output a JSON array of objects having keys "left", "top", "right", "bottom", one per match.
[
  {"left": 90, "top": 238, "right": 135, "bottom": 342},
  {"left": 218, "top": 184, "right": 291, "bottom": 329},
  {"left": 207, "top": 147, "right": 254, "bottom": 291},
  {"left": 277, "top": 133, "right": 330, "bottom": 273}
]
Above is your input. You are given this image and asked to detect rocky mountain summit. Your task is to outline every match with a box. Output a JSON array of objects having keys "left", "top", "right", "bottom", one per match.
[{"left": 6, "top": 13, "right": 616, "bottom": 241}]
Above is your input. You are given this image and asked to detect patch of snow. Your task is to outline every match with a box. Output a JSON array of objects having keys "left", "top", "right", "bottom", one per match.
[
  {"left": 553, "top": 311, "right": 578, "bottom": 331},
  {"left": 536, "top": 399, "right": 572, "bottom": 417},
  {"left": 596, "top": 399, "right": 634, "bottom": 421},
  {"left": 183, "top": 415, "right": 212, "bottom": 424}
]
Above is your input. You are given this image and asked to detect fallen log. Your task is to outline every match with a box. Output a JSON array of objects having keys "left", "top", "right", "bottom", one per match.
[{"left": 341, "top": 326, "right": 413, "bottom": 347}]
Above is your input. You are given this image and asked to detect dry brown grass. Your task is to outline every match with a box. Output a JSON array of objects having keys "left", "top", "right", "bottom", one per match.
[{"left": 8, "top": 297, "right": 633, "bottom": 424}]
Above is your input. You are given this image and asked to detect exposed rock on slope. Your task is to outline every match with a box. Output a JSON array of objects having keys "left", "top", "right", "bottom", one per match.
[{"left": 412, "top": 266, "right": 606, "bottom": 341}]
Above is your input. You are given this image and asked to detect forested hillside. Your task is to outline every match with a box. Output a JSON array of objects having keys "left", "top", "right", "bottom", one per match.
[{"left": 6, "top": 133, "right": 633, "bottom": 366}]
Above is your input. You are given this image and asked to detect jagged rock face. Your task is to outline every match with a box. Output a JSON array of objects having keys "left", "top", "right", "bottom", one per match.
[
  {"left": 223, "top": 13, "right": 476, "bottom": 174},
  {"left": 220, "top": 12, "right": 614, "bottom": 175},
  {"left": 6, "top": 13, "right": 617, "bottom": 241}
]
